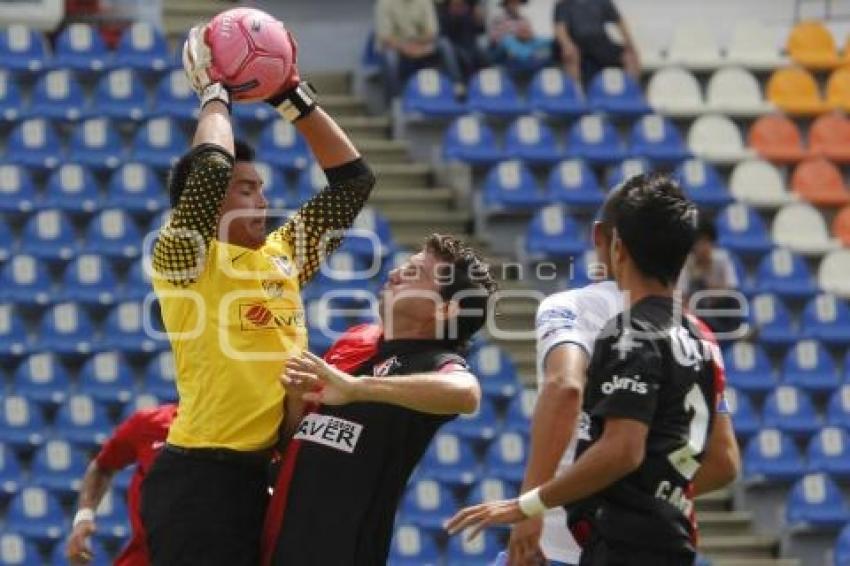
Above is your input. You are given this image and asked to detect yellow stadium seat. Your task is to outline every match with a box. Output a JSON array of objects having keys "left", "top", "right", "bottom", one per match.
[
  {"left": 766, "top": 67, "right": 830, "bottom": 116},
  {"left": 826, "top": 67, "right": 850, "bottom": 113},
  {"left": 788, "top": 20, "right": 842, "bottom": 69}
]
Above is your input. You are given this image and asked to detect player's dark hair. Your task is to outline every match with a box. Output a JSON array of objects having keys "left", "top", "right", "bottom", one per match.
[
  {"left": 424, "top": 234, "right": 498, "bottom": 352},
  {"left": 167, "top": 139, "right": 254, "bottom": 208},
  {"left": 601, "top": 173, "right": 698, "bottom": 286},
  {"left": 695, "top": 216, "right": 717, "bottom": 243}
]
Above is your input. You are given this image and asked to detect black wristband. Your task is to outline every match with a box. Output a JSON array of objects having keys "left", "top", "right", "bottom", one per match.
[{"left": 267, "top": 82, "right": 319, "bottom": 122}]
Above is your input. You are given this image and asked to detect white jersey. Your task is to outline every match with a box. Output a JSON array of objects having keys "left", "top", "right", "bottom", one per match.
[{"left": 534, "top": 280, "right": 623, "bottom": 564}]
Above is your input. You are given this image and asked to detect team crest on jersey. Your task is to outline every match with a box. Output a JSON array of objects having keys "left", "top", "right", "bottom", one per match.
[
  {"left": 373, "top": 356, "right": 401, "bottom": 377},
  {"left": 270, "top": 255, "right": 294, "bottom": 277}
]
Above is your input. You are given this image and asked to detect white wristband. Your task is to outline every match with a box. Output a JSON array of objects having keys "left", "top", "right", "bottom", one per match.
[
  {"left": 73, "top": 508, "right": 95, "bottom": 527},
  {"left": 518, "top": 488, "right": 548, "bottom": 518}
]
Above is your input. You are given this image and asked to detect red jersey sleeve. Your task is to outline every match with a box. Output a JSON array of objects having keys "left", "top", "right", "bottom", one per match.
[{"left": 94, "top": 412, "right": 144, "bottom": 472}]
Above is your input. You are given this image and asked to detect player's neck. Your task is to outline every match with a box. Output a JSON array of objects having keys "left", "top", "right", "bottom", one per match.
[{"left": 621, "top": 272, "right": 672, "bottom": 307}]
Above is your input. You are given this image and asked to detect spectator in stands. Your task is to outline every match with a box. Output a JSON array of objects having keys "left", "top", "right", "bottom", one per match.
[
  {"left": 488, "top": 0, "right": 552, "bottom": 73},
  {"left": 436, "top": 0, "right": 487, "bottom": 78},
  {"left": 553, "top": 0, "right": 640, "bottom": 86},
  {"left": 375, "top": 0, "right": 467, "bottom": 101}
]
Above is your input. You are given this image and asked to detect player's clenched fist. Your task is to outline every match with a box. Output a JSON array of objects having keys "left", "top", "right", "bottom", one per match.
[{"left": 65, "top": 518, "right": 96, "bottom": 565}]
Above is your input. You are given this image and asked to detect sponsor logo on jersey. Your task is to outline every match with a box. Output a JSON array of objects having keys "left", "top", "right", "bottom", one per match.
[
  {"left": 294, "top": 413, "right": 363, "bottom": 453},
  {"left": 373, "top": 356, "right": 401, "bottom": 377},
  {"left": 600, "top": 374, "right": 649, "bottom": 395},
  {"left": 538, "top": 307, "right": 578, "bottom": 328},
  {"left": 240, "top": 304, "right": 305, "bottom": 331},
  {"left": 654, "top": 480, "right": 693, "bottom": 516}
]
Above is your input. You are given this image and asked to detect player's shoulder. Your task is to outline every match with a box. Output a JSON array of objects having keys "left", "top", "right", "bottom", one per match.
[{"left": 537, "top": 281, "right": 620, "bottom": 318}]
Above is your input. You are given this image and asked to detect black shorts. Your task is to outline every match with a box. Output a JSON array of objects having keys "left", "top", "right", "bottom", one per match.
[{"left": 579, "top": 537, "right": 695, "bottom": 566}]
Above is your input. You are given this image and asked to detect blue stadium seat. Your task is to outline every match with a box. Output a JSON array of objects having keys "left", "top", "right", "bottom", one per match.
[
  {"left": 829, "top": 384, "right": 850, "bottom": 429},
  {"left": 53, "top": 23, "right": 110, "bottom": 72},
  {"left": 726, "top": 387, "right": 760, "bottom": 438},
  {"left": 60, "top": 254, "right": 119, "bottom": 306},
  {"left": 349, "top": 207, "right": 395, "bottom": 260},
  {"left": 0, "top": 396, "right": 46, "bottom": 450},
  {"left": 716, "top": 203, "right": 773, "bottom": 256},
  {"left": 445, "top": 528, "right": 502, "bottom": 565},
  {"left": 0, "top": 305, "right": 27, "bottom": 359},
  {"left": 801, "top": 294, "right": 850, "bottom": 346},
  {"left": 485, "top": 431, "right": 528, "bottom": 484},
  {"left": 525, "top": 205, "right": 586, "bottom": 259},
  {"left": 5, "top": 486, "right": 65, "bottom": 543},
  {"left": 0, "top": 164, "right": 37, "bottom": 213},
  {"left": 675, "top": 158, "right": 733, "bottom": 208},
  {"left": 144, "top": 351, "right": 177, "bottom": 402},
  {"left": 468, "top": 344, "right": 519, "bottom": 401},
  {"left": 547, "top": 159, "right": 604, "bottom": 209},
  {"left": 504, "top": 388, "right": 536, "bottom": 432},
  {"left": 293, "top": 161, "right": 327, "bottom": 205},
  {"left": 763, "top": 386, "right": 821, "bottom": 437},
  {"left": 399, "top": 478, "right": 457, "bottom": 532},
  {"left": 120, "top": 393, "right": 160, "bottom": 421},
  {"left": 54, "top": 394, "right": 112, "bottom": 448},
  {"left": 131, "top": 117, "right": 186, "bottom": 169},
  {"left": 102, "top": 301, "right": 166, "bottom": 354},
  {"left": 50, "top": 537, "right": 110, "bottom": 566},
  {"left": 419, "top": 432, "right": 478, "bottom": 487},
  {"left": 0, "top": 255, "right": 52, "bottom": 307},
  {"left": 232, "top": 101, "right": 277, "bottom": 124},
  {"left": 743, "top": 428, "right": 805, "bottom": 482},
  {"left": 466, "top": 477, "right": 518, "bottom": 507},
  {"left": 606, "top": 158, "right": 650, "bottom": 189},
  {"left": 43, "top": 163, "right": 100, "bottom": 214},
  {"left": 0, "top": 445, "right": 23, "bottom": 496},
  {"left": 442, "top": 115, "right": 503, "bottom": 166},
  {"left": 528, "top": 67, "right": 586, "bottom": 117},
  {"left": 91, "top": 68, "right": 148, "bottom": 121},
  {"left": 13, "top": 353, "right": 70, "bottom": 407},
  {"left": 566, "top": 249, "right": 604, "bottom": 288},
  {"left": 20, "top": 209, "right": 77, "bottom": 260},
  {"left": 483, "top": 160, "right": 548, "bottom": 210},
  {"left": 84, "top": 209, "right": 142, "bottom": 259},
  {"left": 754, "top": 249, "right": 817, "bottom": 300},
  {"left": 153, "top": 69, "right": 197, "bottom": 121},
  {"left": 30, "top": 439, "right": 86, "bottom": 498},
  {"left": 587, "top": 68, "right": 650, "bottom": 117},
  {"left": 38, "top": 302, "right": 98, "bottom": 355},
  {"left": 113, "top": 22, "right": 169, "bottom": 72},
  {"left": 257, "top": 121, "right": 311, "bottom": 171},
  {"left": 69, "top": 118, "right": 124, "bottom": 170},
  {"left": 107, "top": 161, "right": 166, "bottom": 213},
  {"left": 0, "top": 25, "right": 48, "bottom": 73},
  {"left": 467, "top": 67, "right": 526, "bottom": 117},
  {"left": 782, "top": 340, "right": 839, "bottom": 393},
  {"left": 92, "top": 489, "right": 131, "bottom": 541},
  {"left": 629, "top": 115, "right": 690, "bottom": 165},
  {"left": 0, "top": 71, "right": 25, "bottom": 121},
  {"left": 121, "top": 260, "right": 154, "bottom": 303},
  {"left": 566, "top": 114, "right": 627, "bottom": 166},
  {"left": 807, "top": 427, "right": 850, "bottom": 478},
  {"left": 309, "top": 249, "right": 373, "bottom": 294},
  {"left": 749, "top": 293, "right": 798, "bottom": 347},
  {"left": 786, "top": 473, "right": 850, "bottom": 528},
  {"left": 723, "top": 341, "right": 776, "bottom": 393},
  {"left": 28, "top": 69, "right": 85, "bottom": 121},
  {"left": 6, "top": 119, "right": 62, "bottom": 169},
  {"left": 504, "top": 115, "right": 563, "bottom": 165},
  {"left": 253, "top": 161, "right": 290, "bottom": 210},
  {"left": 0, "top": 531, "right": 41, "bottom": 566},
  {"left": 443, "top": 397, "right": 499, "bottom": 443},
  {"left": 306, "top": 300, "right": 352, "bottom": 355},
  {"left": 389, "top": 524, "right": 440, "bottom": 566},
  {"left": 402, "top": 68, "right": 465, "bottom": 118},
  {"left": 79, "top": 352, "right": 135, "bottom": 405},
  {"left": 834, "top": 523, "right": 850, "bottom": 566}
]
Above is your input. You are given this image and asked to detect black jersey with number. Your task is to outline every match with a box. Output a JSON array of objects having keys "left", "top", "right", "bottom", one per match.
[{"left": 568, "top": 296, "right": 719, "bottom": 554}]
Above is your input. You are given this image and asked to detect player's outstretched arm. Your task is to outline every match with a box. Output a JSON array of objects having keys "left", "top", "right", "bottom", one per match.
[
  {"left": 65, "top": 461, "right": 114, "bottom": 564},
  {"left": 693, "top": 413, "right": 740, "bottom": 496}
]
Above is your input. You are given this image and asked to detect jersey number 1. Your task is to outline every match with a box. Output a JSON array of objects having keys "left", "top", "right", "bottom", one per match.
[{"left": 668, "top": 383, "right": 710, "bottom": 480}]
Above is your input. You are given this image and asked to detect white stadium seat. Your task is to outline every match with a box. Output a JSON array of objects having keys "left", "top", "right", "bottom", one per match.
[
  {"left": 687, "top": 114, "right": 755, "bottom": 165},
  {"left": 631, "top": 24, "right": 666, "bottom": 70},
  {"left": 725, "top": 20, "right": 788, "bottom": 70},
  {"left": 647, "top": 67, "right": 704, "bottom": 117},
  {"left": 772, "top": 202, "right": 840, "bottom": 256},
  {"left": 706, "top": 67, "right": 775, "bottom": 117},
  {"left": 819, "top": 249, "right": 850, "bottom": 298},
  {"left": 729, "top": 159, "right": 795, "bottom": 209},
  {"left": 666, "top": 22, "right": 723, "bottom": 70}
]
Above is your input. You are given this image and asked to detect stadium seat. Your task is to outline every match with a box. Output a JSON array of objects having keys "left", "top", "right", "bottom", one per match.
[
  {"left": 676, "top": 158, "right": 733, "bottom": 208},
  {"left": 30, "top": 439, "right": 86, "bottom": 498},
  {"left": 232, "top": 101, "right": 277, "bottom": 124},
  {"left": 834, "top": 523, "right": 850, "bottom": 565},
  {"left": 0, "top": 396, "right": 46, "bottom": 450},
  {"left": 587, "top": 68, "right": 650, "bottom": 117},
  {"left": 0, "top": 221, "right": 11, "bottom": 263},
  {"left": 754, "top": 249, "right": 817, "bottom": 299},
  {"left": 91, "top": 68, "right": 148, "bottom": 121},
  {"left": 629, "top": 115, "right": 690, "bottom": 165},
  {"left": 763, "top": 385, "right": 821, "bottom": 437},
  {"left": 606, "top": 158, "right": 649, "bottom": 189},
  {"left": 84, "top": 209, "right": 142, "bottom": 259},
  {"left": 766, "top": 67, "right": 829, "bottom": 116},
  {"left": 0, "top": 445, "right": 23, "bottom": 496},
  {"left": 119, "top": 259, "right": 153, "bottom": 303},
  {"left": 253, "top": 161, "right": 290, "bottom": 210},
  {"left": 401, "top": 68, "right": 465, "bottom": 118},
  {"left": 144, "top": 351, "right": 177, "bottom": 401},
  {"left": 724, "top": 341, "right": 776, "bottom": 393},
  {"left": 306, "top": 300, "right": 350, "bottom": 355},
  {"left": 257, "top": 121, "right": 311, "bottom": 171},
  {"left": 348, "top": 207, "right": 394, "bottom": 259},
  {"left": 445, "top": 530, "right": 502, "bottom": 566},
  {"left": 53, "top": 23, "right": 110, "bottom": 72},
  {"left": 834, "top": 206, "right": 850, "bottom": 247},
  {"left": 20, "top": 209, "right": 77, "bottom": 260},
  {"left": 399, "top": 478, "right": 457, "bottom": 532},
  {"left": 38, "top": 302, "right": 97, "bottom": 355},
  {"left": 5, "top": 118, "right": 62, "bottom": 169},
  {"left": 504, "top": 388, "right": 536, "bottom": 432},
  {"left": 467, "top": 67, "right": 526, "bottom": 117},
  {"left": 43, "top": 163, "right": 100, "bottom": 214},
  {"left": 687, "top": 114, "right": 754, "bottom": 164},
  {"left": 504, "top": 115, "right": 563, "bottom": 165},
  {"left": 809, "top": 113, "right": 850, "bottom": 164},
  {"left": 827, "top": 385, "right": 850, "bottom": 430},
  {"left": 92, "top": 489, "right": 131, "bottom": 541},
  {"left": 443, "top": 397, "right": 498, "bottom": 443},
  {"left": 787, "top": 20, "right": 842, "bottom": 70},
  {"left": 666, "top": 21, "right": 723, "bottom": 69},
  {"left": 525, "top": 205, "right": 586, "bottom": 259},
  {"left": 807, "top": 427, "right": 850, "bottom": 478},
  {"left": 743, "top": 428, "right": 805, "bottom": 482},
  {"left": 419, "top": 433, "right": 478, "bottom": 487},
  {"left": 131, "top": 117, "right": 187, "bottom": 169},
  {"left": 484, "top": 431, "right": 528, "bottom": 483},
  {"left": 728, "top": 159, "right": 793, "bottom": 209},
  {"left": 726, "top": 387, "right": 760, "bottom": 438},
  {"left": 79, "top": 352, "right": 135, "bottom": 404},
  {"left": 442, "top": 115, "right": 503, "bottom": 166},
  {"left": 69, "top": 118, "right": 124, "bottom": 170},
  {"left": 547, "top": 159, "right": 604, "bottom": 209},
  {"left": 0, "top": 255, "right": 52, "bottom": 307},
  {"left": 293, "top": 161, "right": 328, "bottom": 204},
  {"left": 646, "top": 67, "right": 704, "bottom": 117},
  {"left": 106, "top": 162, "right": 166, "bottom": 213},
  {"left": 0, "top": 164, "right": 37, "bottom": 213},
  {"left": 5, "top": 487, "right": 65, "bottom": 543},
  {"left": 0, "top": 71, "right": 23, "bottom": 122},
  {"left": 389, "top": 524, "right": 440, "bottom": 566},
  {"left": 791, "top": 157, "right": 850, "bottom": 207},
  {"left": 13, "top": 353, "right": 70, "bottom": 407},
  {"left": 748, "top": 114, "right": 809, "bottom": 164},
  {"left": 102, "top": 301, "right": 165, "bottom": 354},
  {"left": 772, "top": 202, "right": 839, "bottom": 256},
  {"left": 819, "top": 249, "right": 850, "bottom": 299},
  {"left": 716, "top": 203, "right": 773, "bottom": 255},
  {"left": 750, "top": 293, "right": 798, "bottom": 347},
  {"left": 566, "top": 114, "right": 627, "bottom": 166},
  {"left": 483, "top": 160, "right": 548, "bottom": 210},
  {"left": 801, "top": 293, "right": 850, "bottom": 345},
  {"left": 0, "top": 305, "right": 27, "bottom": 359},
  {"left": 786, "top": 473, "right": 850, "bottom": 528},
  {"left": 528, "top": 67, "right": 586, "bottom": 117},
  {"left": 0, "top": 25, "right": 48, "bottom": 73},
  {"left": 54, "top": 394, "right": 112, "bottom": 448},
  {"left": 725, "top": 20, "right": 787, "bottom": 70},
  {"left": 113, "top": 22, "right": 169, "bottom": 71},
  {"left": 28, "top": 69, "right": 84, "bottom": 121},
  {"left": 153, "top": 69, "right": 197, "bottom": 121},
  {"left": 0, "top": 531, "right": 41, "bottom": 566},
  {"left": 466, "top": 477, "right": 518, "bottom": 507},
  {"left": 705, "top": 67, "right": 774, "bottom": 116},
  {"left": 826, "top": 67, "right": 850, "bottom": 113},
  {"left": 631, "top": 23, "right": 665, "bottom": 70},
  {"left": 782, "top": 339, "right": 838, "bottom": 393}
]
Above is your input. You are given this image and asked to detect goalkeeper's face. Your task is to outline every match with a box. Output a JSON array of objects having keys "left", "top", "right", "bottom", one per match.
[{"left": 220, "top": 161, "right": 268, "bottom": 249}]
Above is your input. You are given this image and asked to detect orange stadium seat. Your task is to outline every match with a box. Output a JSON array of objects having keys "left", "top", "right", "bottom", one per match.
[
  {"left": 833, "top": 206, "right": 850, "bottom": 246},
  {"left": 749, "top": 114, "right": 810, "bottom": 163},
  {"left": 767, "top": 67, "right": 830, "bottom": 116},
  {"left": 791, "top": 157, "right": 850, "bottom": 207},
  {"left": 787, "top": 20, "right": 842, "bottom": 69},
  {"left": 810, "top": 112, "right": 850, "bottom": 162},
  {"left": 826, "top": 67, "right": 850, "bottom": 113}
]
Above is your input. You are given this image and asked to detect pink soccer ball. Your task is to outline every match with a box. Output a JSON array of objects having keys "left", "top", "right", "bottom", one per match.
[{"left": 205, "top": 7, "right": 293, "bottom": 102}]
